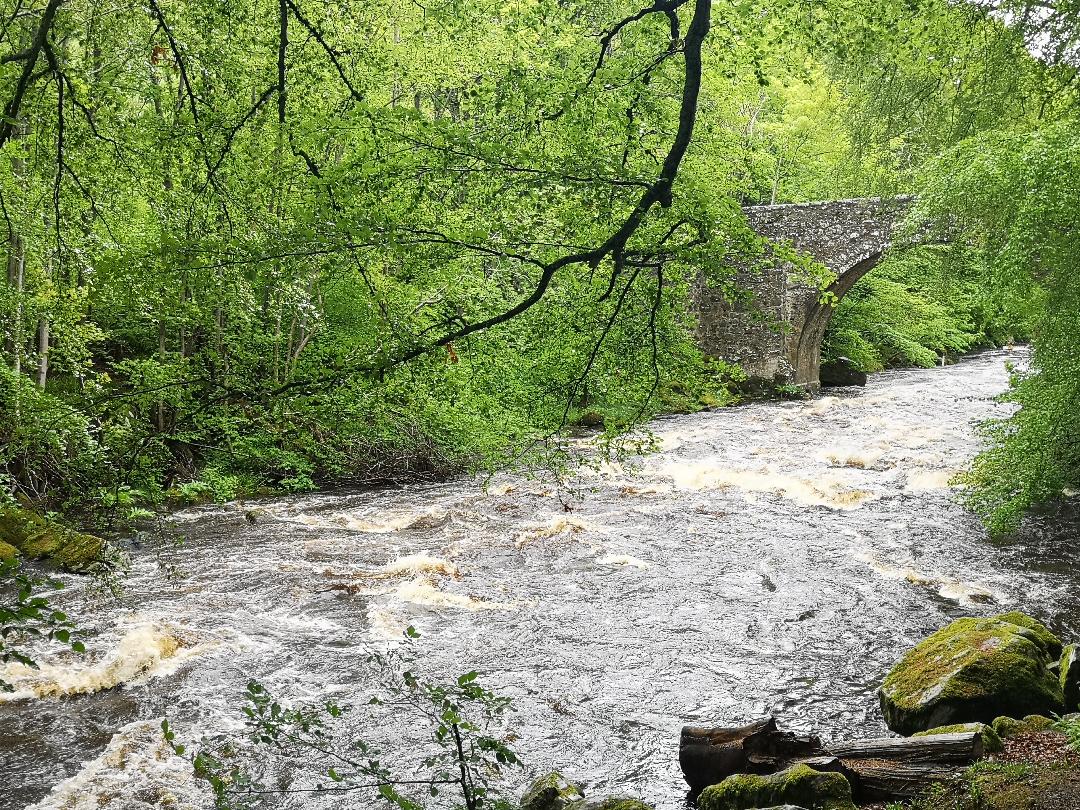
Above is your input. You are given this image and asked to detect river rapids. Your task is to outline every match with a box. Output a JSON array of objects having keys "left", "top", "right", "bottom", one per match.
[{"left": 3, "top": 348, "right": 1079, "bottom": 810}]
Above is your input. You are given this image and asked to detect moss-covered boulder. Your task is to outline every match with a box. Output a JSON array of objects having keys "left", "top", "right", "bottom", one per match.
[
  {"left": 913, "top": 722, "right": 1003, "bottom": 753},
  {"left": 995, "top": 611, "right": 1063, "bottom": 659},
  {"left": 0, "top": 504, "right": 103, "bottom": 571},
  {"left": 879, "top": 613, "right": 1066, "bottom": 734},
  {"left": 0, "top": 538, "right": 19, "bottom": 562},
  {"left": 1061, "top": 644, "right": 1079, "bottom": 711},
  {"left": 991, "top": 714, "right": 1055, "bottom": 738},
  {"left": 696, "top": 765, "right": 856, "bottom": 810},
  {"left": 567, "top": 799, "right": 652, "bottom": 810},
  {"left": 521, "top": 772, "right": 585, "bottom": 810}
]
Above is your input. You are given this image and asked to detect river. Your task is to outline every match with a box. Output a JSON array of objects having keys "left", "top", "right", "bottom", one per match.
[{"left": 3, "top": 348, "right": 1078, "bottom": 810}]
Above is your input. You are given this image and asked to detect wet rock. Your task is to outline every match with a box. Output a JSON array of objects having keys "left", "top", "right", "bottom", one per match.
[
  {"left": 573, "top": 411, "right": 606, "bottom": 428},
  {"left": 1061, "top": 644, "right": 1080, "bottom": 711},
  {"left": 913, "top": 722, "right": 1003, "bottom": 753},
  {"left": 879, "top": 613, "right": 1065, "bottom": 735},
  {"left": 521, "top": 771, "right": 584, "bottom": 810},
  {"left": 819, "top": 357, "right": 866, "bottom": 388},
  {"left": 992, "top": 714, "right": 1056, "bottom": 738},
  {"left": 0, "top": 503, "right": 103, "bottom": 571},
  {"left": 696, "top": 764, "right": 856, "bottom": 810}
]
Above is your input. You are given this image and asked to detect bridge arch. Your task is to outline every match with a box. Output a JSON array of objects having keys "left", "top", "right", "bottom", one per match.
[{"left": 694, "top": 197, "right": 912, "bottom": 390}]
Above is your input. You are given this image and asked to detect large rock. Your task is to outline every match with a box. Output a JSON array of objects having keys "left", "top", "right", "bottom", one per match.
[
  {"left": 819, "top": 357, "right": 866, "bottom": 388},
  {"left": 0, "top": 504, "right": 103, "bottom": 571},
  {"left": 879, "top": 613, "right": 1065, "bottom": 735},
  {"left": 696, "top": 765, "right": 856, "bottom": 810},
  {"left": 521, "top": 772, "right": 584, "bottom": 810},
  {"left": 1061, "top": 644, "right": 1080, "bottom": 711}
]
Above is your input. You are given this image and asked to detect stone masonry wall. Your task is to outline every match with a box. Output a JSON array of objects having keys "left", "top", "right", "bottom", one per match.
[{"left": 695, "top": 197, "right": 912, "bottom": 388}]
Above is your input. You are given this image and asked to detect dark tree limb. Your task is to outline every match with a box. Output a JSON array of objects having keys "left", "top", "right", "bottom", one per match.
[
  {"left": 0, "top": 0, "right": 63, "bottom": 150},
  {"left": 285, "top": 0, "right": 364, "bottom": 101}
]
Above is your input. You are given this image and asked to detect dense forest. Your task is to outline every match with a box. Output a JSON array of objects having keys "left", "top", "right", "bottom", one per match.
[{"left": 0, "top": 0, "right": 1074, "bottom": 532}]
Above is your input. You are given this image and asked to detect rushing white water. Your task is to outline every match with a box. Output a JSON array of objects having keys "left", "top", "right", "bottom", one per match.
[{"left": 4, "top": 349, "right": 1079, "bottom": 810}]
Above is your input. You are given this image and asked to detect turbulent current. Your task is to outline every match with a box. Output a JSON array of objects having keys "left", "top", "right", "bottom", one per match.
[{"left": 3, "top": 348, "right": 1079, "bottom": 810}]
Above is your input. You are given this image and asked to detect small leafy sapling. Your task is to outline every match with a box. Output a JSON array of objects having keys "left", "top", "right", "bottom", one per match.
[
  {"left": 0, "top": 559, "right": 85, "bottom": 691},
  {"left": 165, "top": 626, "right": 522, "bottom": 809}
]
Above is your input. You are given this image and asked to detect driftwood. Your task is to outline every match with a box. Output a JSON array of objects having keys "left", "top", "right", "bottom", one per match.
[
  {"left": 679, "top": 720, "right": 983, "bottom": 802},
  {"left": 829, "top": 732, "right": 984, "bottom": 762},
  {"left": 842, "top": 760, "right": 966, "bottom": 801}
]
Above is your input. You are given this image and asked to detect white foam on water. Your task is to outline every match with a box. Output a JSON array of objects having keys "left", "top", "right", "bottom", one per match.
[
  {"left": 651, "top": 462, "right": 877, "bottom": 510},
  {"left": 393, "top": 578, "right": 515, "bottom": 611},
  {"left": 514, "top": 517, "right": 592, "bottom": 548},
  {"left": 367, "top": 606, "right": 411, "bottom": 640},
  {"left": 0, "top": 621, "right": 213, "bottom": 702},
  {"left": 905, "top": 468, "right": 957, "bottom": 492},
  {"left": 275, "top": 508, "right": 450, "bottom": 533},
  {"left": 818, "top": 444, "right": 889, "bottom": 470},
  {"left": 854, "top": 550, "right": 1000, "bottom": 605},
  {"left": 377, "top": 553, "right": 459, "bottom": 578},
  {"left": 25, "top": 719, "right": 208, "bottom": 810},
  {"left": 342, "top": 510, "right": 450, "bottom": 533}
]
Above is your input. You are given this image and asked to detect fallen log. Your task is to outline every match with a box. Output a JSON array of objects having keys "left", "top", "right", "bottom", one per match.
[
  {"left": 680, "top": 722, "right": 984, "bottom": 802},
  {"left": 841, "top": 759, "right": 966, "bottom": 801},
  {"left": 828, "top": 732, "right": 984, "bottom": 763}
]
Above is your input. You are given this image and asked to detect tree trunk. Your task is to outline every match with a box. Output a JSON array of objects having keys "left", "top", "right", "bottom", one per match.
[
  {"left": 843, "top": 760, "right": 965, "bottom": 801},
  {"left": 36, "top": 317, "right": 48, "bottom": 387},
  {"left": 7, "top": 232, "right": 25, "bottom": 375},
  {"left": 829, "top": 732, "right": 984, "bottom": 763}
]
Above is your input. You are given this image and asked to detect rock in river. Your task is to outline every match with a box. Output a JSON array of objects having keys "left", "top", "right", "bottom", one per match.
[
  {"left": 0, "top": 503, "right": 103, "bottom": 571},
  {"left": 819, "top": 357, "right": 867, "bottom": 388},
  {"left": 696, "top": 764, "right": 856, "bottom": 810},
  {"left": 879, "top": 612, "right": 1066, "bottom": 735},
  {"left": 521, "top": 772, "right": 584, "bottom": 810}
]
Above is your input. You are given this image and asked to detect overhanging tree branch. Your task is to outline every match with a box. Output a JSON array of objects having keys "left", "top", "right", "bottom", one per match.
[{"left": 0, "top": 0, "right": 63, "bottom": 150}]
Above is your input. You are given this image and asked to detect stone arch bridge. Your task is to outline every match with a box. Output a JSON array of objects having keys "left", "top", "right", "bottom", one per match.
[{"left": 694, "top": 196, "right": 914, "bottom": 391}]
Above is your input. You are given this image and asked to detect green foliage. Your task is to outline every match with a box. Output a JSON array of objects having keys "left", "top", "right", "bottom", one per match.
[
  {"left": 824, "top": 246, "right": 1034, "bottom": 372},
  {"left": 1054, "top": 715, "right": 1080, "bottom": 752},
  {"left": 915, "top": 122, "right": 1080, "bottom": 535},
  {"left": 0, "top": 0, "right": 780, "bottom": 510},
  {"left": 168, "top": 627, "right": 521, "bottom": 809},
  {"left": 0, "top": 558, "right": 85, "bottom": 692}
]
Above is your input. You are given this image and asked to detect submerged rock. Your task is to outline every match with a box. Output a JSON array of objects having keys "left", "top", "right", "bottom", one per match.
[
  {"left": 879, "top": 613, "right": 1065, "bottom": 734},
  {"left": 521, "top": 772, "right": 585, "bottom": 810},
  {"left": 819, "top": 357, "right": 867, "bottom": 388},
  {"left": 0, "top": 503, "right": 103, "bottom": 571},
  {"left": 913, "top": 722, "right": 1003, "bottom": 753},
  {"left": 1061, "top": 644, "right": 1079, "bottom": 711},
  {"left": 696, "top": 764, "right": 856, "bottom": 810}
]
